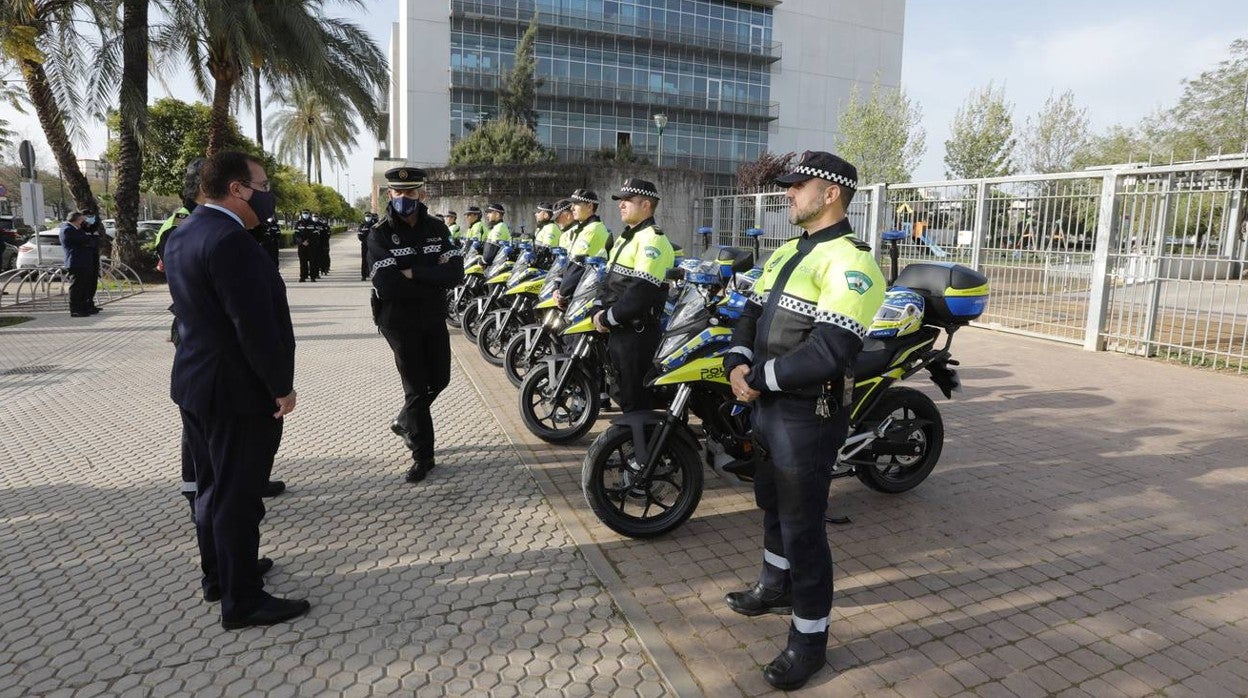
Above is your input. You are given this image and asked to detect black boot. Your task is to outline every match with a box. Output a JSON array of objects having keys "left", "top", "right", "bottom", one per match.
[
  {"left": 762, "top": 645, "right": 826, "bottom": 690},
  {"left": 724, "top": 582, "right": 792, "bottom": 617},
  {"left": 405, "top": 456, "right": 435, "bottom": 483}
]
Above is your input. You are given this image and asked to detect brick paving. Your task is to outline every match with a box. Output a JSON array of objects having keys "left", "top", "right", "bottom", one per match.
[{"left": 4, "top": 235, "right": 1248, "bottom": 696}]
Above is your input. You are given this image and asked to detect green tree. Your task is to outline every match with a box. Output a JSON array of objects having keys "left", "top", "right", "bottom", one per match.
[
  {"left": 944, "top": 82, "right": 1017, "bottom": 179},
  {"left": 106, "top": 98, "right": 256, "bottom": 196},
  {"left": 1165, "top": 38, "right": 1248, "bottom": 155},
  {"left": 835, "top": 76, "right": 925, "bottom": 184},
  {"left": 449, "top": 119, "right": 552, "bottom": 166},
  {"left": 159, "top": 0, "right": 387, "bottom": 156},
  {"left": 1073, "top": 124, "right": 1149, "bottom": 169},
  {"left": 266, "top": 80, "right": 358, "bottom": 184},
  {"left": 0, "top": 0, "right": 108, "bottom": 212},
  {"left": 112, "top": 0, "right": 149, "bottom": 266},
  {"left": 1020, "top": 89, "right": 1089, "bottom": 174},
  {"left": 499, "top": 13, "right": 542, "bottom": 130}
]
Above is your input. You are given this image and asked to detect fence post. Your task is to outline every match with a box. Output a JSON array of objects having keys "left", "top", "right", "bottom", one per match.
[
  {"left": 1141, "top": 173, "right": 1174, "bottom": 357},
  {"left": 1083, "top": 173, "right": 1119, "bottom": 351},
  {"left": 753, "top": 193, "right": 764, "bottom": 250},
  {"left": 711, "top": 196, "right": 722, "bottom": 242},
  {"left": 972, "top": 181, "right": 989, "bottom": 271},
  {"left": 866, "top": 183, "right": 887, "bottom": 253}
]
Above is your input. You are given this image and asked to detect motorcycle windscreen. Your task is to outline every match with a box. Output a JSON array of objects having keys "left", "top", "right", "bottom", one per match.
[
  {"left": 655, "top": 286, "right": 713, "bottom": 366},
  {"left": 564, "top": 264, "right": 607, "bottom": 325}
]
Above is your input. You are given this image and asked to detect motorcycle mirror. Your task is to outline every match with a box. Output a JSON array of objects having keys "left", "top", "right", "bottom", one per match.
[{"left": 744, "top": 228, "right": 764, "bottom": 238}]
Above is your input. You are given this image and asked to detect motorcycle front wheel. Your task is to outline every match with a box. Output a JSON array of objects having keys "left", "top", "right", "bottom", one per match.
[
  {"left": 503, "top": 327, "right": 553, "bottom": 387},
  {"left": 476, "top": 313, "right": 508, "bottom": 366},
  {"left": 848, "top": 386, "right": 944, "bottom": 493},
  {"left": 461, "top": 301, "right": 487, "bottom": 343},
  {"left": 518, "top": 362, "right": 600, "bottom": 444},
  {"left": 446, "top": 288, "right": 469, "bottom": 328},
  {"left": 582, "top": 423, "right": 703, "bottom": 538}
]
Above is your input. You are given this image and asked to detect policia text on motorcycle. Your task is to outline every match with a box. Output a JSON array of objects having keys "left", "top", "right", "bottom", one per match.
[
  {"left": 721, "top": 151, "right": 887, "bottom": 691},
  {"left": 592, "top": 178, "right": 676, "bottom": 412},
  {"left": 367, "top": 167, "right": 465, "bottom": 484}
]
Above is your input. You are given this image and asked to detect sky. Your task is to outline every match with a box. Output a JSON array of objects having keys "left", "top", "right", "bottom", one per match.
[{"left": 3, "top": 0, "right": 1247, "bottom": 200}]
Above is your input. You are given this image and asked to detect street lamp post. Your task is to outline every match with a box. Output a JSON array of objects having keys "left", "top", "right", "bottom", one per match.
[{"left": 653, "top": 113, "right": 668, "bottom": 167}]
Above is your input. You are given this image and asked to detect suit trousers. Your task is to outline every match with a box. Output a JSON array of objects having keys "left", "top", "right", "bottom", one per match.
[
  {"left": 297, "top": 245, "right": 317, "bottom": 280},
  {"left": 180, "top": 408, "right": 283, "bottom": 620},
  {"left": 68, "top": 265, "right": 97, "bottom": 312},
  {"left": 606, "top": 323, "right": 660, "bottom": 412},
  {"left": 380, "top": 320, "right": 451, "bottom": 460},
  {"left": 750, "top": 393, "right": 849, "bottom": 649}
]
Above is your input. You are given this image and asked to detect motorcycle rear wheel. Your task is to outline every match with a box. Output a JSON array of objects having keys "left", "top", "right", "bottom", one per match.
[
  {"left": 503, "top": 328, "right": 552, "bottom": 387},
  {"left": 582, "top": 424, "right": 703, "bottom": 538},
  {"left": 518, "top": 363, "right": 600, "bottom": 444},
  {"left": 849, "top": 386, "right": 943, "bottom": 493}
]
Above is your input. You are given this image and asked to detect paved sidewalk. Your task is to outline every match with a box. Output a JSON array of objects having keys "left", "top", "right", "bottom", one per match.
[
  {"left": 0, "top": 240, "right": 670, "bottom": 697},
  {"left": 4, "top": 235, "right": 1248, "bottom": 697}
]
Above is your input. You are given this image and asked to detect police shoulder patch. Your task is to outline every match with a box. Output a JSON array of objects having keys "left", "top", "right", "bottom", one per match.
[
  {"left": 643, "top": 246, "right": 661, "bottom": 260},
  {"left": 845, "top": 270, "right": 873, "bottom": 295}
]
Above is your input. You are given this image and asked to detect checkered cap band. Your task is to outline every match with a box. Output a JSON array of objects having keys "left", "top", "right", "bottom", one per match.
[
  {"left": 793, "top": 166, "right": 857, "bottom": 190},
  {"left": 570, "top": 193, "right": 597, "bottom": 203},
  {"left": 619, "top": 186, "right": 660, "bottom": 199}
]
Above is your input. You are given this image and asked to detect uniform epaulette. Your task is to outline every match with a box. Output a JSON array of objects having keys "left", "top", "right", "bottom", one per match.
[
  {"left": 848, "top": 237, "right": 872, "bottom": 252},
  {"left": 652, "top": 226, "right": 665, "bottom": 235}
]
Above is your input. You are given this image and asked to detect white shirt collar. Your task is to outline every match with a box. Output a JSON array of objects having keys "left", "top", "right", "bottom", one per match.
[{"left": 201, "top": 203, "right": 245, "bottom": 229}]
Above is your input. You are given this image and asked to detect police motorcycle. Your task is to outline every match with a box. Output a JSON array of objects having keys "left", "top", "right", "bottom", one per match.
[
  {"left": 459, "top": 241, "right": 520, "bottom": 343},
  {"left": 516, "top": 256, "right": 615, "bottom": 444},
  {"left": 501, "top": 250, "right": 571, "bottom": 385},
  {"left": 447, "top": 240, "right": 485, "bottom": 328},
  {"left": 580, "top": 228, "right": 990, "bottom": 538},
  {"left": 477, "top": 246, "right": 564, "bottom": 366}
]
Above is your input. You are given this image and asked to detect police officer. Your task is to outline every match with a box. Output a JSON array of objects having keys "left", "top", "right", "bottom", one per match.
[
  {"left": 256, "top": 216, "right": 281, "bottom": 267},
  {"left": 314, "top": 214, "right": 331, "bottom": 276},
  {"left": 481, "top": 203, "right": 510, "bottom": 264},
  {"left": 461, "top": 204, "right": 484, "bottom": 248},
  {"left": 293, "top": 210, "right": 318, "bottom": 282},
  {"left": 555, "top": 189, "right": 610, "bottom": 308},
  {"left": 721, "top": 152, "right": 886, "bottom": 690},
  {"left": 59, "top": 211, "right": 100, "bottom": 317},
  {"left": 368, "top": 167, "right": 465, "bottom": 483},
  {"left": 533, "top": 202, "right": 561, "bottom": 251},
  {"left": 357, "top": 212, "right": 378, "bottom": 280},
  {"left": 444, "top": 211, "right": 460, "bottom": 246},
  {"left": 552, "top": 199, "right": 574, "bottom": 238},
  {"left": 589, "top": 179, "right": 675, "bottom": 412}
]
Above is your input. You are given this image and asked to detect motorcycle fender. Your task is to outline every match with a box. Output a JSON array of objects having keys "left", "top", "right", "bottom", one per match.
[
  {"left": 928, "top": 361, "right": 960, "bottom": 399},
  {"left": 610, "top": 410, "right": 700, "bottom": 469}
]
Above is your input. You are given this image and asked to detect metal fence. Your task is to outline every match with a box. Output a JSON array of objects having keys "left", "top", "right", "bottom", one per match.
[{"left": 700, "top": 157, "right": 1248, "bottom": 372}]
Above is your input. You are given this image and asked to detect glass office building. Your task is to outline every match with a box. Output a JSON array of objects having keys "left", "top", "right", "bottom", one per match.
[{"left": 387, "top": 0, "right": 905, "bottom": 191}]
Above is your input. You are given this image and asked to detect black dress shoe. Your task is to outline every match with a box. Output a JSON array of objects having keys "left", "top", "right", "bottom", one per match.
[
  {"left": 204, "top": 558, "right": 275, "bottom": 602},
  {"left": 88, "top": 307, "right": 102, "bottom": 314},
  {"left": 725, "top": 583, "right": 792, "bottom": 617},
  {"left": 390, "top": 421, "right": 418, "bottom": 451},
  {"left": 762, "top": 647, "right": 826, "bottom": 691},
  {"left": 261, "top": 480, "right": 286, "bottom": 497},
  {"left": 404, "top": 457, "right": 435, "bottom": 483},
  {"left": 221, "top": 596, "right": 310, "bottom": 630},
  {"left": 70, "top": 312, "right": 91, "bottom": 317}
]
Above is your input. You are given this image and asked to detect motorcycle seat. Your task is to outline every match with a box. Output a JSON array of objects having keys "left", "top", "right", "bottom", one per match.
[{"left": 853, "top": 326, "right": 940, "bottom": 378}]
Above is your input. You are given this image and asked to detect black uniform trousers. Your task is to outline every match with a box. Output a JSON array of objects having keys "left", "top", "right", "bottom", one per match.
[
  {"left": 180, "top": 407, "right": 283, "bottom": 620},
  {"left": 297, "top": 244, "right": 317, "bottom": 280},
  {"left": 360, "top": 241, "right": 369, "bottom": 279},
  {"left": 750, "top": 393, "right": 850, "bottom": 650},
  {"left": 68, "top": 264, "right": 98, "bottom": 313},
  {"left": 606, "top": 322, "right": 660, "bottom": 412},
  {"left": 318, "top": 237, "right": 331, "bottom": 274},
  {"left": 379, "top": 319, "right": 451, "bottom": 460}
]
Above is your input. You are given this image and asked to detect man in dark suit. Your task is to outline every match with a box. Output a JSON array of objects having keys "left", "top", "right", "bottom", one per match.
[
  {"left": 164, "top": 150, "right": 309, "bottom": 630},
  {"left": 58, "top": 211, "right": 100, "bottom": 317}
]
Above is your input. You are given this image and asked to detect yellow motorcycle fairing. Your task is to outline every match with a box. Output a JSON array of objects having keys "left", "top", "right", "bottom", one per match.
[
  {"left": 653, "top": 354, "right": 730, "bottom": 386},
  {"left": 465, "top": 264, "right": 485, "bottom": 275},
  {"left": 563, "top": 315, "right": 597, "bottom": 335},
  {"left": 535, "top": 297, "right": 559, "bottom": 309},
  {"left": 487, "top": 271, "right": 512, "bottom": 285},
  {"left": 505, "top": 279, "right": 544, "bottom": 296}
]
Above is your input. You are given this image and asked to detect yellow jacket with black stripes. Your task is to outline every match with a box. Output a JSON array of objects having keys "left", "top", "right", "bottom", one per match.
[
  {"left": 600, "top": 217, "right": 675, "bottom": 328},
  {"left": 558, "top": 215, "right": 611, "bottom": 297},
  {"left": 724, "top": 218, "right": 885, "bottom": 396}
]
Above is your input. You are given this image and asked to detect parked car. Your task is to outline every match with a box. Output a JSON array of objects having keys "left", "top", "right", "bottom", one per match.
[
  {"left": 0, "top": 214, "right": 27, "bottom": 247},
  {"left": 16, "top": 229, "right": 66, "bottom": 268}
]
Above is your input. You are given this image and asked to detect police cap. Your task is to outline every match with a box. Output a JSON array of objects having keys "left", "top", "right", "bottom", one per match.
[
  {"left": 536, "top": 202, "right": 554, "bottom": 214},
  {"left": 466, "top": 206, "right": 482, "bottom": 216},
  {"left": 384, "top": 166, "right": 426, "bottom": 191},
  {"left": 486, "top": 202, "right": 505, "bottom": 214},
  {"left": 553, "top": 199, "right": 573, "bottom": 215},
  {"left": 774, "top": 150, "right": 858, "bottom": 190},
  {"left": 569, "top": 189, "right": 599, "bottom": 204},
  {"left": 611, "top": 178, "right": 660, "bottom": 201}
]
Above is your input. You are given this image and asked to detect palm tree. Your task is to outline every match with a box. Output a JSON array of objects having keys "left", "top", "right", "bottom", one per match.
[
  {"left": 0, "top": 0, "right": 109, "bottom": 213},
  {"left": 111, "top": 0, "right": 148, "bottom": 266},
  {"left": 266, "top": 80, "right": 358, "bottom": 184},
  {"left": 160, "top": 0, "right": 387, "bottom": 157}
]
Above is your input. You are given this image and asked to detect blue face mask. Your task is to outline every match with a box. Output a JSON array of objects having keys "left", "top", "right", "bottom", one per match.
[
  {"left": 391, "top": 196, "right": 418, "bottom": 217},
  {"left": 86, "top": 216, "right": 97, "bottom": 225}
]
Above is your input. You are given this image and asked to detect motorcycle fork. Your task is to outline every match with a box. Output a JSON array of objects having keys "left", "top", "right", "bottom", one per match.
[
  {"left": 632, "top": 384, "right": 693, "bottom": 484},
  {"left": 551, "top": 336, "right": 590, "bottom": 397}
]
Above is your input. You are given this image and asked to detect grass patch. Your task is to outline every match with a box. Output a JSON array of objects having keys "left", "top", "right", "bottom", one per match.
[{"left": 0, "top": 316, "right": 34, "bottom": 328}]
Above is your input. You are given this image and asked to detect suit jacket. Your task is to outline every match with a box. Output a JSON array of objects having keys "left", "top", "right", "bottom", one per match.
[
  {"left": 165, "top": 206, "right": 295, "bottom": 416},
  {"left": 59, "top": 222, "right": 99, "bottom": 269}
]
